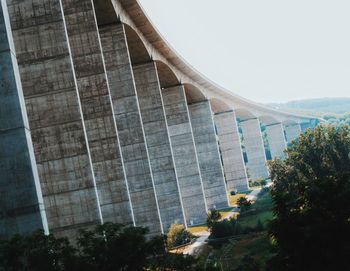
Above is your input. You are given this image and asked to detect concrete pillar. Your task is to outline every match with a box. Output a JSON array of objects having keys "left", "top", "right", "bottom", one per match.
[
  {"left": 59, "top": 0, "right": 134, "bottom": 226},
  {"left": 7, "top": 0, "right": 102, "bottom": 238},
  {"left": 189, "top": 101, "right": 228, "bottom": 210},
  {"left": 0, "top": 0, "right": 48, "bottom": 237},
  {"left": 240, "top": 118, "right": 269, "bottom": 180},
  {"left": 99, "top": 23, "right": 163, "bottom": 234},
  {"left": 132, "top": 62, "right": 185, "bottom": 231},
  {"left": 265, "top": 123, "right": 287, "bottom": 159},
  {"left": 214, "top": 111, "right": 249, "bottom": 192},
  {"left": 284, "top": 124, "right": 301, "bottom": 144},
  {"left": 162, "top": 85, "right": 207, "bottom": 226}
]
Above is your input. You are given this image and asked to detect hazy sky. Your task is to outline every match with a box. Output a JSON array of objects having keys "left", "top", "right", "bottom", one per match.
[{"left": 138, "top": 0, "right": 350, "bottom": 103}]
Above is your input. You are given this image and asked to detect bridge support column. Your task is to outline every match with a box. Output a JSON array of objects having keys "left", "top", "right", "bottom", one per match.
[
  {"left": 161, "top": 85, "right": 207, "bottom": 226},
  {"left": 7, "top": 0, "right": 103, "bottom": 238},
  {"left": 214, "top": 111, "right": 249, "bottom": 192},
  {"left": 240, "top": 118, "right": 269, "bottom": 180},
  {"left": 189, "top": 101, "right": 228, "bottom": 210},
  {"left": 60, "top": 0, "right": 136, "bottom": 227},
  {"left": 265, "top": 123, "right": 287, "bottom": 159},
  {"left": 132, "top": 62, "right": 185, "bottom": 231},
  {"left": 99, "top": 23, "right": 164, "bottom": 233},
  {"left": 0, "top": 1, "right": 48, "bottom": 237},
  {"left": 284, "top": 124, "right": 301, "bottom": 144}
]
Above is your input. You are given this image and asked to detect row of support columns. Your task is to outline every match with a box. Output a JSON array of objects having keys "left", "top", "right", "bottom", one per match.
[{"left": 1, "top": 0, "right": 312, "bottom": 239}]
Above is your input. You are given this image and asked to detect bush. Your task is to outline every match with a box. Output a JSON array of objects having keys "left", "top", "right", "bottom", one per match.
[{"left": 166, "top": 224, "right": 194, "bottom": 248}]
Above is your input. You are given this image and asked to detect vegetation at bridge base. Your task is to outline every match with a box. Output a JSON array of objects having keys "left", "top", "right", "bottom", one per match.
[
  {"left": 198, "top": 124, "right": 350, "bottom": 270},
  {"left": 267, "top": 124, "right": 350, "bottom": 271},
  {"left": 166, "top": 224, "right": 194, "bottom": 249},
  {"left": 0, "top": 223, "right": 197, "bottom": 271}
]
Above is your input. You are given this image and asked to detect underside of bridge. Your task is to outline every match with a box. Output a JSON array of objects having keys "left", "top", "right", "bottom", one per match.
[{"left": 0, "top": 0, "right": 318, "bottom": 239}]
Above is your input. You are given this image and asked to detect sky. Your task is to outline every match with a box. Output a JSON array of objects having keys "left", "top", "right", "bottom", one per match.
[{"left": 138, "top": 0, "right": 350, "bottom": 103}]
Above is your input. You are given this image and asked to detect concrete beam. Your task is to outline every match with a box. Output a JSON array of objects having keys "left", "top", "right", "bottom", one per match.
[
  {"left": 240, "top": 118, "right": 269, "bottom": 180},
  {"left": 7, "top": 0, "right": 102, "bottom": 239},
  {"left": 162, "top": 85, "right": 207, "bottom": 226},
  {"left": 132, "top": 62, "right": 185, "bottom": 231},
  {"left": 284, "top": 124, "right": 301, "bottom": 144},
  {"left": 265, "top": 123, "right": 287, "bottom": 159},
  {"left": 99, "top": 22, "right": 163, "bottom": 234},
  {"left": 0, "top": 0, "right": 48, "bottom": 237},
  {"left": 189, "top": 101, "right": 228, "bottom": 210},
  {"left": 214, "top": 111, "right": 249, "bottom": 192}
]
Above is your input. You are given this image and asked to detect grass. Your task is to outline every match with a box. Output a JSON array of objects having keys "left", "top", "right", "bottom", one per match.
[
  {"left": 228, "top": 193, "right": 246, "bottom": 206},
  {"left": 238, "top": 210, "right": 274, "bottom": 228},
  {"left": 187, "top": 225, "right": 208, "bottom": 234},
  {"left": 219, "top": 232, "right": 273, "bottom": 270},
  {"left": 238, "top": 190, "right": 274, "bottom": 228}
]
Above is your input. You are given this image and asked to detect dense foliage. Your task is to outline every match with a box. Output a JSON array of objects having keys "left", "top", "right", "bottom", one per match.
[
  {"left": 0, "top": 223, "right": 196, "bottom": 271},
  {"left": 166, "top": 224, "right": 194, "bottom": 248},
  {"left": 268, "top": 125, "right": 350, "bottom": 271}
]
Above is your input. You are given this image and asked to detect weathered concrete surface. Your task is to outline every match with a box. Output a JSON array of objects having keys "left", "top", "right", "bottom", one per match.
[
  {"left": 162, "top": 85, "right": 207, "bottom": 226},
  {"left": 60, "top": 0, "right": 133, "bottom": 226},
  {"left": 0, "top": 0, "right": 47, "bottom": 237},
  {"left": 284, "top": 124, "right": 301, "bottom": 144},
  {"left": 240, "top": 118, "right": 269, "bottom": 180},
  {"left": 99, "top": 22, "right": 162, "bottom": 234},
  {"left": 7, "top": 0, "right": 102, "bottom": 239},
  {"left": 189, "top": 101, "right": 228, "bottom": 210},
  {"left": 214, "top": 111, "right": 249, "bottom": 192},
  {"left": 265, "top": 123, "right": 287, "bottom": 159},
  {"left": 133, "top": 62, "right": 185, "bottom": 231}
]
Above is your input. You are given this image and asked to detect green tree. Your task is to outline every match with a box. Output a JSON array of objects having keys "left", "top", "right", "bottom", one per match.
[
  {"left": 166, "top": 224, "right": 194, "bottom": 248},
  {"left": 207, "top": 209, "right": 222, "bottom": 230},
  {"left": 236, "top": 196, "right": 252, "bottom": 211},
  {"left": 0, "top": 230, "right": 78, "bottom": 271},
  {"left": 268, "top": 125, "right": 350, "bottom": 271}
]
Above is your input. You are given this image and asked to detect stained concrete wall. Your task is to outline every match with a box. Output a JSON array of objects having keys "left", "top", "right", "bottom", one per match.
[
  {"left": 189, "top": 101, "right": 228, "bottom": 210},
  {"left": 99, "top": 22, "right": 162, "bottom": 234},
  {"left": 60, "top": 0, "right": 133, "bottom": 226},
  {"left": 214, "top": 111, "right": 249, "bottom": 192},
  {"left": 132, "top": 62, "right": 185, "bottom": 231},
  {"left": 162, "top": 85, "right": 207, "bottom": 226},
  {"left": 0, "top": 0, "right": 48, "bottom": 237},
  {"left": 284, "top": 124, "right": 301, "bottom": 144},
  {"left": 7, "top": 0, "right": 102, "bottom": 239},
  {"left": 240, "top": 118, "right": 269, "bottom": 180},
  {"left": 265, "top": 123, "right": 286, "bottom": 159}
]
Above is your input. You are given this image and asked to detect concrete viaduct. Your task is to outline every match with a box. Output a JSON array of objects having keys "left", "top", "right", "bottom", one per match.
[{"left": 0, "top": 0, "right": 318, "bottom": 239}]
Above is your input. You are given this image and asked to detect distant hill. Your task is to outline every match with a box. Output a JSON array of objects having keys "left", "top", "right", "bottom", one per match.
[{"left": 268, "top": 98, "right": 350, "bottom": 115}]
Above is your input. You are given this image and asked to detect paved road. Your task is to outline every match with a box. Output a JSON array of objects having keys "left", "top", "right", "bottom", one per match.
[{"left": 183, "top": 232, "right": 210, "bottom": 255}]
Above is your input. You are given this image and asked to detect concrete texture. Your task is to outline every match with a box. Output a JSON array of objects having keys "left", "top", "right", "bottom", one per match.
[
  {"left": 99, "top": 22, "right": 162, "bottom": 234},
  {"left": 60, "top": 0, "right": 133, "bottom": 226},
  {"left": 7, "top": 0, "right": 102, "bottom": 239},
  {"left": 240, "top": 118, "right": 269, "bottom": 180},
  {"left": 162, "top": 85, "right": 207, "bottom": 226},
  {"left": 0, "top": 0, "right": 47, "bottom": 237},
  {"left": 265, "top": 123, "right": 287, "bottom": 159},
  {"left": 284, "top": 124, "right": 301, "bottom": 144},
  {"left": 132, "top": 62, "right": 185, "bottom": 231},
  {"left": 214, "top": 111, "right": 249, "bottom": 192},
  {"left": 0, "top": 0, "right": 318, "bottom": 239},
  {"left": 188, "top": 101, "right": 228, "bottom": 210}
]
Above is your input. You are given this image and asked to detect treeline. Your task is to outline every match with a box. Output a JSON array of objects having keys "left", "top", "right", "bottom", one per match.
[{"left": 0, "top": 223, "right": 198, "bottom": 271}]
